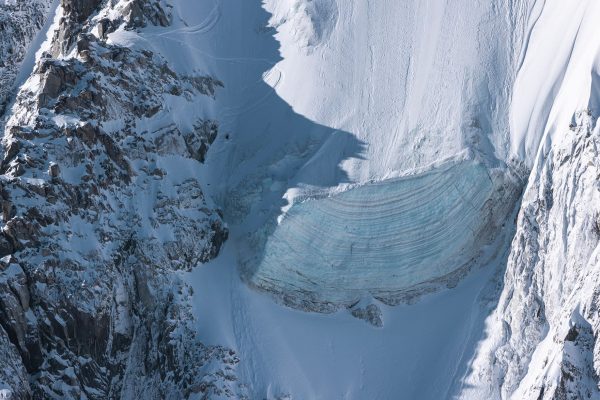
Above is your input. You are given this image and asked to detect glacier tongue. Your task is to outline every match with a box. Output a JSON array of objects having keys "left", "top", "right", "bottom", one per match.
[
  {"left": 205, "top": 0, "right": 534, "bottom": 313},
  {"left": 244, "top": 159, "right": 520, "bottom": 310}
]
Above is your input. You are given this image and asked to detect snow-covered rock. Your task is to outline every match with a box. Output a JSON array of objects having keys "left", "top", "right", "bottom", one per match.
[
  {"left": 460, "top": 1, "right": 600, "bottom": 398},
  {"left": 0, "top": 0, "right": 242, "bottom": 398},
  {"left": 0, "top": 0, "right": 54, "bottom": 116}
]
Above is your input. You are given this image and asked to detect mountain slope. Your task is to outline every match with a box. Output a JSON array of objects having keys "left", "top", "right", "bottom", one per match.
[
  {"left": 2, "top": 0, "right": 600, "bottom": 399},
  {"left": 461, "top": 1, "right": 600, "bottom": 398}
]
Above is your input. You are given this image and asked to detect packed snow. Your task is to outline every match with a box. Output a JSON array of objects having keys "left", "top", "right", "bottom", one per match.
[{"left": 189, "top": 237, "right": 514, "bottom": 399}]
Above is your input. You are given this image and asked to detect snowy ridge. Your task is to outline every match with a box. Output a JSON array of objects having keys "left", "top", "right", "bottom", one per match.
[
  {"left": 0, "top": 0, "right": 54, "bottom": 116},
  {"left": 461, "top": 111, "right": 600, "bottom": 400}
]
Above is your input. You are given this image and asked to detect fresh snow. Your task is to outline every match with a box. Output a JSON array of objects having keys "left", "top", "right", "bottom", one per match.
[{"left": 510, "top": 0, "right": 600, "bottom": 168}]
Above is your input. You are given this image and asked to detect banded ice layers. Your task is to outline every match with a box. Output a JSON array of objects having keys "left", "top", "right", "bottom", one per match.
[{"left": 243, "top": 160, "right": 519, "bottom": 309}]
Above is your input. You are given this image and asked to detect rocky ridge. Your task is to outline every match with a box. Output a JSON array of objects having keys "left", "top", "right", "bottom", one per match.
[
  {"left": 0, "top": 0, "right": 53, "bottom": 116},
  {"left": 0, "top": 0, "right": 242, "bottom": 398}
]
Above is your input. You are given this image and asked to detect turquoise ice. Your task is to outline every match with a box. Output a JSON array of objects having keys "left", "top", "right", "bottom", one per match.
[{"left": 245, "top": 160, "right": 498, "bottom": 306}]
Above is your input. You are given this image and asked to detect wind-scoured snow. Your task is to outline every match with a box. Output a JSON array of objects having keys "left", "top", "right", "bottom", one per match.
[
  {"left": 264, "top": 0, "right": 531, "bottom": 177},
  {"left": 510, "top": 0, "right": 600, "bottom": 168}
]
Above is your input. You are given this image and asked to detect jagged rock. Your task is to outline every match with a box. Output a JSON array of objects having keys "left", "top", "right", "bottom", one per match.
[
  {"left": 48, "top": 162, "right": 59, "bottom": 179},
  {"left": 462, "top": 111, "right": 600, "bottom": 399},
  {"left": 62, "top": 0, "right": 102, "bottom": 23},
  {"left": 0, "top": 0, "right": 241, "bottom": 398},
  {"left": 0, "top": 0, "right": 53, "bottom": 116},
  {"left": 123, "top": 0, "right": 171, "bottom": 29}
]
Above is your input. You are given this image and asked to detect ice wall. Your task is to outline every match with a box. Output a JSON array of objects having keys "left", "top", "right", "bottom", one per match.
[{"left": 244, "top": 160, "right": 519, "bottom": 309}]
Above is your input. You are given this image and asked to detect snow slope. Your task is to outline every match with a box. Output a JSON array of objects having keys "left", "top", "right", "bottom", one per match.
[
  {"left": 510, "top": 0, "right": 600, "bottom": 167},
  {"left": 189, "top": 235, "right": 514, "bottom": 399},
  {"left": 6, "top": 0, "right": 599, "bottom": 398},
  {"left": 264, "top": 0, "right": 531, "bottom": 176}
]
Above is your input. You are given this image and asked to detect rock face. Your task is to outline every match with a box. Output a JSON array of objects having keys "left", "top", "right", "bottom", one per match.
[
  {"left": 0, "top": 0, "right": 241, "bottom": 398},
  {"left": 0, "top": 0, "right": 53, "bottom": 116},
  {"left": 461, "top": 112, "right": 600, "bottom": 399}
]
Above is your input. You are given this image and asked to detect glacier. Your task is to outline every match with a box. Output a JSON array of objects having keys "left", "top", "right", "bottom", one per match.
[
  {"left": 244, "top": 159, "right": 519, "bottom": 309},
  {"left": 192, "top": 0, "right": 530, "bottom": 312},
  {"left": 1, "top": 0, "right": 600, "bottom": 398}
]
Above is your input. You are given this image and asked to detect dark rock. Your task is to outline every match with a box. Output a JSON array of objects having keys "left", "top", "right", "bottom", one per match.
[
  {"left": 565, "top": 325, "right": 579, "bottom": 342},
  {"left": 349, "top": 303, "right": 384, "bottom": 328},
  {"left": 48, "top": 162, "right": 60, "bottom": 179},
  {"left": 61, "top": 0, "right": 102, "bottom": 23}
]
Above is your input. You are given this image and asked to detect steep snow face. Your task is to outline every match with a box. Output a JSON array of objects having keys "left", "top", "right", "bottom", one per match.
[
  {"left": 264, "top": 0, "right": 531, "bottom": 177},
  {"left": 510, "top": 0, "right": 600, "bottom": 167},
  {"left": 460, "top": 1, "right": 600, "bottom": 398}
]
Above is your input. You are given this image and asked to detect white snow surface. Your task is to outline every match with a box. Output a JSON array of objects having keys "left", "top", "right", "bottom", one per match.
[
  {"left": 264, "top": 0, "right": 531, "bottom": 176},
  {"left": 510, "top": 0, "right": 600, "bottom": 168},
  {"left": 188, "top": 238, "right": 511, "bottom": 399}
]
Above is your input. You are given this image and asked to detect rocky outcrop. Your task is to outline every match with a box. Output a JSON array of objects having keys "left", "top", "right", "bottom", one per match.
[{"left": 0, "top": 0, "right": 241, "bottom": 398}]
